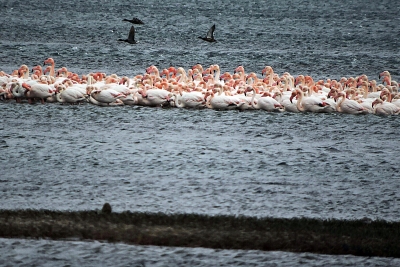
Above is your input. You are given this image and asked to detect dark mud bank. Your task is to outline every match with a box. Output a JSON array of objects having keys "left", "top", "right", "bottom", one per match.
[{"left": 1, "top": 209, "right": 399, "bottom": 258}]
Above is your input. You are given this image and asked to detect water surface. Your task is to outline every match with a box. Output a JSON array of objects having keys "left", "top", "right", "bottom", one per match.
[
  {"left": 1, "top": 0, "right": 399, "bottom": 265},
  {"left": 1, "top": 238, "right": 399, "bottom": 267}
]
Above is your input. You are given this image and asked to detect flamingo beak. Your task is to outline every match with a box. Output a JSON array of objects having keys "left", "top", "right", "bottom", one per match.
[
  {"left": 319, "top": 102, "right": 330, "bottom": 107},
  {"left": 21, "top": 83, "right": 31, "bottom": 90}
]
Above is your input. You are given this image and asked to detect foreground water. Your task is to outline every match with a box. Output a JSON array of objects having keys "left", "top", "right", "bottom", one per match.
[
  {"left": 1, "top": 0, "right": 399, "bottom": 264},
  {"left": 1, "top": 103, "right": 400, "bottom": 220},
  {"left": 1, "top": 238, "right": 399, "bottom": 267}
]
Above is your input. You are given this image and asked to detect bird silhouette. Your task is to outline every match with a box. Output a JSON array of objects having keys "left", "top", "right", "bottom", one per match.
[
  {"left": 122, "top": 17, "right": 144, "bottom": 24},
  {"left": 118, "top": 26, "right": 138, "bottom": 44},
  {"left": 198, "top": 24, "right": 216, "bottom": 42}
]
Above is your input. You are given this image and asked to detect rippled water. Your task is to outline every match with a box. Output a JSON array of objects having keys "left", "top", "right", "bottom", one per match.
[
  {"left": 0, "top": 0, "right": 399, "bottom": 80},
  {"left": 1, "top": 103, "right": 400, "bottom": 219},
  {"left": 1, "top": 238, "right": 399, "bottom": 267},
  {"left": 1, "top": 0, "right": 400, "bottom": 265}
]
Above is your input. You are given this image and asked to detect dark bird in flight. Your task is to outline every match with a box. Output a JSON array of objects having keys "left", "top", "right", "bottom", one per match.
[
  {"left": 118, "top": 26, "right": 138, "bottom": 44},
  {"left": 198, "top": 24, "right": 216, "bottom": 42},
  {"left": 122, "top": 17, "right": 144, "bottom": 24}
]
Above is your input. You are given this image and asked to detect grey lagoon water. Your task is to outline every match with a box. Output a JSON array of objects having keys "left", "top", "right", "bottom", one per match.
[{"left": 1, "top": 0, "right": 399, "bottom": 265}]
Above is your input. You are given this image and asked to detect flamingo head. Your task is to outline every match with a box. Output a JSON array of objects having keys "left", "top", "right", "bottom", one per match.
[
  {"left": 43, "top": 57, "right": 54, "bottom": 66},
  {"left": 39, "top": 76, "right": 48, "bottom": 84},
  {"left": 261, "top": 66, "right": 272, "bottom": 76},
  {"left": 234, "top": 66, "right": 244, "bottom": 74},
  {"left": 356, "top": 80, "right": 366, "bottom": 88},
  {"left": 18, "top": 65, "right": 28, "bottom": 76},
  {"left": 203, "top": 91, "right": 213, "bottom": 101},
  {"left": 56, "top": 84, "right": 66, "bottom": 93},
  {"left": 222, "top": 72, "right": 232, "bottom": 81},
  {"left": 318, "top": 101, "right": 330, "bottom": 107},
  {"left": 11, "top": 69, "right": 19, "bottom": 77},
  {"left": 294, "top": 75, "right": 303, "bottom": 86},
  {"left": 106, "top": 76, "right": 118, "bottom": 84},
  {"left": 345, "top": 89, "right": 354, "bottom": 99},
  {"left": 56, "top": 68, "right": 64, "bottom": 77},
  {"left": 379, "top": 89, "right": 389, "bottom": 100},
  {"left": 244, "top": 86, "right": 253, "bottom": 93},
  {"left": 202, "top": 68, "right": 210, "bottom": 76},
  {"left": 334, "top": 92, "right": 346, "bottom": 102},
  {"left": 90, "top": 90, "right": 101, "bottom": 97},
  {"left": 304, "top": 75, "right": 313, "bottom": 83},
  {"left": 145, "top": 66, "right": 153, "bottom": 74},
  {"left": 21, "top": 83, "right": 31, "bottom": 90},
  {"left": 9, "top": 82, "right": 17, "bottom": 91},
  {"left": 378, "top": 71, "right": 390, "bottom": 80},
  {"left": 160, "top": 69, "right": 169, "bottom": 77},
  {"left": 327, "top": 88, "right": 337, "bottom": 99},
  {"left": 203, "top": 75, "right": 211, "bottom": 82},
  {"left": 361, "top": 74, "right": 368, "bottom": 82},
  {"left": 220, "top": 73, "right": 226, "bottom": 81},
  {"left": 339, "top": 77, "right": 347, "bottom": 84},
  {"left": 372, "top": 98, "right": 382, "bottom": 108},
  {"left": 86, "top": 85, "right": 97, "bottom": 95},
  {"left": 17, "top": 69, "right": 24, "bottom": 78},
  {"left": 31, "top": 65, "right": 42, "bottom": 73},
  {"left": 119, "top": 77, "right": 127, "bottom": 85},
  {"left": 261, "top": 92, "right": 272, "bottom": 97},
  {"left": 168, "top": 67, "right": 177, "bottom": 76},
  {"left": 289, "top": 91, "right": 297, "bottom": 103},
  {"left": 191, "top": 63, "right": 202, "bottom": 71},
  {"left": 311, "top": 85, "right": 319, "bottom": 93}
]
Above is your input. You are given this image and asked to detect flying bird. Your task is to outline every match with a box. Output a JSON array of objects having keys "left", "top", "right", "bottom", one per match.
[
  {"left": 198, "top": 24, "right": 216, "bottom": 42},
  {"left": 122, "top": 17, "right": 144, "bottom": 24},
  {"left": 118, "top": 26, "right": 138, "bottom": 44}
]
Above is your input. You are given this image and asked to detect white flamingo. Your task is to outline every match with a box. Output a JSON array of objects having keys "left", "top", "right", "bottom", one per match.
[
  {"left": 335, "top": 91, "right": 369, "bottom": 114},
  {"left": 22, "top": 83, "right": 55, "bottom": 104},
  {"left": 276, "top": 91, "right": 299, "bottom": 113},
  {"left": 90, "top": 88, "right": 125, "bottom": 105},
  {"left": 251, "top": 89, "right": 285, "bottom": 112},
  {"left": 293, "top": 88, "right": 331, "bottom": 113},
  {"left": 205, "top": 89, "right": 245, "bottom": 110},
  {"left": 372, "top": 98, "right": 400, "bottom": 115},
  {"left": 173, "top": 85, "right": 205, "bottom": 108},
  {"left": 136, "top": 85, "right": 172, "bottom": 107},
  {"left": 56, "top": 84, "right": 87, "bottom": 104}
]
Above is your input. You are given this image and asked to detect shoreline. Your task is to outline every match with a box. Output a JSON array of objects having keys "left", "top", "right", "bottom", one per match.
[{"left": 1, "top": 209, "right": 399, "bottom": 258}]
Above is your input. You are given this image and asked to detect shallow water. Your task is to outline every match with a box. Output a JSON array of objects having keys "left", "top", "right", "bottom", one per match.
[
  {"left": 1, "top": 238, "right": 399, "bottom": 267},
  {"left": 1, "top": 0, "right": 400, "bottom": 265},
  {"left": 1, "top": 103, "right": 400, "bottom": 220}
]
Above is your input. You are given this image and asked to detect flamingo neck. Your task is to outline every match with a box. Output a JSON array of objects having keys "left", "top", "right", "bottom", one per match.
[
  {"left": 336, "top": 95, "right": 346, "bottom": 112},
  {"left": 49, "top": 63, "right": 55, "bottom": 77},
  {"left": 213, "top": 66, "right": 221, "bottom": 82},
  {"left": 296, "top": 90, "right": 305, "bottom": 112},
  {"left": 251, "top": 88, "right": 258, "bottom": 109}
]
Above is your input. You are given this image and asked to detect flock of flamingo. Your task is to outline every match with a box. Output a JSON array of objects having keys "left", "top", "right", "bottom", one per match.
[{"left": 0, "top": 58, "right": 399, "bottom": 116}]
